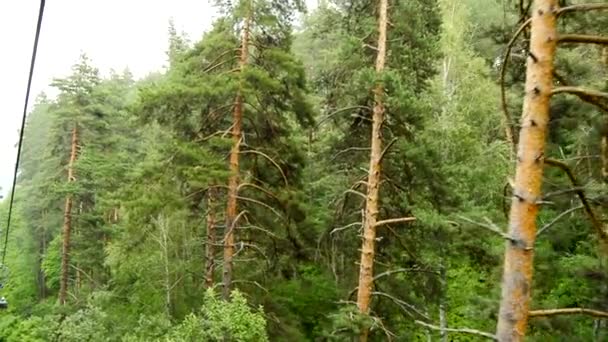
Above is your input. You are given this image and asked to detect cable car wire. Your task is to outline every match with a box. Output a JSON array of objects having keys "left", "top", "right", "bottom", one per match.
[{"left": 1, "top": 0, "right": 46, "bottom": 265}]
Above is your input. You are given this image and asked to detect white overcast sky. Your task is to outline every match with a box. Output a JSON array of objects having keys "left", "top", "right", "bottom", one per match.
[{"left": 0, "top": 1, "right": 315, "bottom": 196}]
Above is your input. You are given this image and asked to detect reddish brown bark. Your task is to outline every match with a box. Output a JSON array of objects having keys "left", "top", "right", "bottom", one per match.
[
  {"left": 495, "top": 1, "right": 557, "bottom": 340},
  {"left": 205, "top": 188, "right": 216, "bottom": 289},
  {"left": 59, "top": 125, "right": 78, "bottom": 305},
  {"left": 356, "top": 0, "right": 388, "bottom": 339},
  {"left": 223, "top": 12, "right": 250, "bottom": 301}
]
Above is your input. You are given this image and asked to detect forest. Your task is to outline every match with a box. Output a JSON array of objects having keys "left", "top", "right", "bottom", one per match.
[{"left": 1, "top": 0, "right": 608, "bottom": 340}]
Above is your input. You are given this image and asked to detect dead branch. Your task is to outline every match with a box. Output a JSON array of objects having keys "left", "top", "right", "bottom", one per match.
[
  {"left": 371, "top": 291, "right": 430, "bottom": 321},
  {"left": 315, "top": 106, "right": 372, "bottom": 129},
  {"left": 221, "top": 210, "right": 248, "bottom": 243},
  {"left": 378, "top": 138, "right": 398, "bottom": 164},
  {"left": 344, "top": 189, "right": 367, "bottom": 200},
  {"left": 544, "top": 158, "right": 608, "bottom": 244},
  {"left": 543, "top": 187, "right": 586, "bottom": 200},
  {"left": 231, "top": 279, "right": 269, "bottom": 294},
  {"left": 203, "top": 48, "right": 239, "bottom": 72},
  {"left": 331, "top": 222, "right": 362, "bottom": 235},
  {"left": 204, "top": 56, "right": 239, "bottom": 74},
  {"left": 240, "top": 225, "right": 279, "bottom": 239},
  {"left": 552, "top": 73, "right": 608, "bottom": 113},
  {"left": 558, "top": 3, "right": 608, "bottom": 16},
  {"left": 529, "top": 308, "right": 608, "bottom": 319},
  {"left": 240, "top": 149, "right": 288, "bottom": 186},
  {"left": 238, "top": 183, "right": 279, "bottom": 203},
  {"left": 374, "top": 217, "right": 416, "bottom": 228},
  {"left": 537, "top": 205, "right": 584, "bottom": 237},
  {"left": 457, "top": 215, "right": 512, "bottom": 241},
  {"left": 552, "top": 86, "right": 608, "bottom": 101},
  {"left": 236, "top": 196, "right": 283, "bottom": 219},
  {"left": 373, "top": 267, "right": 439, "bottom": 282},
  {"left": 331, "top": 147, "right": 371, "bottom": 161},
  {"left": 500, "top": 18, "right": 532, "bottom": 152},
  {"left": 414, "top": 320, "right": 497, "bottom": 340},
  {"left": 558, "top": 34, "right": 608, "bottom": 45}
]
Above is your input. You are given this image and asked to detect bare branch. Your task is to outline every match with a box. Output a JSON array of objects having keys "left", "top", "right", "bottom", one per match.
[
  {"left": 315, "top": 106, "right": 372, "bottom": 129},
  {"left": 552, "top": 86, "right": 608, "bottom": 100},
  {"left": 545, "top": 158, "right": 608, "bottom": 244},
  {"left": 414, "top": 320, "right": 497, "bottom": 341},
  {"left": 374, "top": 217, "right": 416, "bottom": 228},
  {"left": 331, "top": 222, "right": 362, "bottom": 235},
  {"left": 552, "top": 73, "right": 608, "bottom": 113},
  {"left": 558, "top": 34, "right": 608, "bottom": 45},
  {"left": 537, "top": 205, "right": 584, "bottom": 237},
  {"left": 331, "top": 147, "right": 371, "bottom": 161},
  {"left": 457, "top": 216, "right": 512, "bottom": 241},
  {"left": 240, "top": 149, "right": 288, "bottom": 186},
  {"left": 231, "top": 279, "right": 269, "bottom": 294},
  {"left": 238, "top": 183, "right": 279, "bottom": 202},
  {"left": 240, "top": 225, "right": 279, "bottom": 239},
  {"left": 378, "top": 138, "right": 398, "bottom": 164},
  {"left": 236, "top": 196, "right": 283, "bottom": 219},
  {"left": 558, "top": 3, "right": 608, "bottom": 16},
  {"left": 500, "top": 18, "right": 531, "bottom": 152},
  {"left": 372, "top": 291, "right": 430, "bottom": 321},
  {"left": 529, "top": 308, "right": 608, "bottom": 319},
  {"left": 344, "top": 189, "right": 367, "bottom": 200},
  {"left": 543, "top": 187, "right": 586, "bottom": 200}
]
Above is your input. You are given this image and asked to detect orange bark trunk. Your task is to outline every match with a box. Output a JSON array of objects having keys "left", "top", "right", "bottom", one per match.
[
  {"left": 356, "top": 0, "right": 388, "bottom": 339},
  {"left": 223, "top": 13, "right": 250, "bottom": 301},
  {"left": 59, "top": 125, "right": 78, "bottom": 305},
  {"left": 205, "top": 188, "right": 216, "bottom": 289},
  {"left": 496, "top": 1, "right": 557, "bottom": 340}
]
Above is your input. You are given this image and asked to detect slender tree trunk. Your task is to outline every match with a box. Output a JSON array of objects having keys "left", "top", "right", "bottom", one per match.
[
  {"left": 160, "top": 216, "right": 172, "bottom": 318},
  {"left": 205, "top": 188, "right": 217, "bottom": 289},
  {"left": 59, "top": 125, "right": 78, "bottom": 306},
  {"left": 223, "top": 12, "right": 251, "bottom": 301},
  {"left": 439, "top": 264, "right": 448, "bottom": 342},
  {"left": 356, "top": 0, "right": 388, "bottom": 339},
  {"left": 496, "top": 1, "right": 557, "bottom": 340}
]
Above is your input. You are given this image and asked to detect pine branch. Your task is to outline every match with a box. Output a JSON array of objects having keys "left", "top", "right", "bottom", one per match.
[
  {"left": 374, "top": 217, "right": 416, "bottom": 227},
  {"left": 558, "top": 34, "right": 608, "bottom": 45},
  {"left": 414, "top": 320, "right": 497, "bottom": 340},
  {"left": 529, "top": 308, "right": 608, "bottom": 318}
]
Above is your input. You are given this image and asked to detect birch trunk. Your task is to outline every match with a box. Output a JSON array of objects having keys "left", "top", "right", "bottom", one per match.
[
  {"left": 59, "top": 125, "right": 78, "bottom": 305},
  {"left": 223, "top": 12, "right": 251, "bottom": 301},
  {"left": 356, "top": 0, "right": 388, "bottom": 339},
  {"left": 496, "top": 1, "right": 557, "bottom": 340}
]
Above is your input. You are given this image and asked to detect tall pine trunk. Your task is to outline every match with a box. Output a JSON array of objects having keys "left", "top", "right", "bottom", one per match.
[
  {"left": 205, "top": 188, "right": 217, "bottom": 289},
  {"left": 495, "top": 1, "right": 557, "bottom": 340},
  {"left": 59, "top": 125, "right": 78, "bottom": 305},
  {"left": 356, "top": 0, "right": 388, "bottom": 339},
  {"left": 223, "top": 12, "right": 251, "bottom": 301}
]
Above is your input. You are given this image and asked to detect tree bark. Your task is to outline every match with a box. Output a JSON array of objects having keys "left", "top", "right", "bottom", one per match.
[
  {"left": 59, "top": 125, "right": 78, "bottom": 306},
  {"left": 495, "top": 1, "right": 557, "bottom": 341},
  {"left": 205, "top": 188, "right": 216, "bottom": 289},
  {"left": 356, "top": 0, "right": 388, "bottom": 339},
  {"left": 223, "top": 12, "right": 250, "bottom": 301}
]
